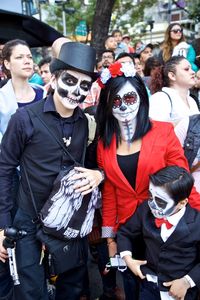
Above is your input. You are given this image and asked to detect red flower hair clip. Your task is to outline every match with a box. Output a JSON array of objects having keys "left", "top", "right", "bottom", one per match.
[{"left": 97, "top": 61, "right": 136, "bottom": 88}]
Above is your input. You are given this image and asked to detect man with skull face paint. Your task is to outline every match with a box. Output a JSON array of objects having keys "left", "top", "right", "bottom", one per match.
[
  {"left": 0, "top": 42, "right": 104, "bottom": 300},
  {"left": 96, "top": 61, "right": 200, "bottom": 300},
  {"left": 117, "top": 166, "right": 200, "bottom": 300}
]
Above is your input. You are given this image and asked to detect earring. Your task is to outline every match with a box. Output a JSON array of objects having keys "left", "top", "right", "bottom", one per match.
[{"left": 51, "top": 82, "right": 56, "bottom": 90}]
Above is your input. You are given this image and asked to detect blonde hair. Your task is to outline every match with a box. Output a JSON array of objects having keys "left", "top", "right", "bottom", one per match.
[{"left": 161, "top": 23, "right": 185, "bottom": 62}]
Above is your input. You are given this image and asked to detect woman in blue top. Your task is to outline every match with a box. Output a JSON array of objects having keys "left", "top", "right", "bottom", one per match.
[{"left": 0, "top": 39, "right": 46, "bottom": 143}]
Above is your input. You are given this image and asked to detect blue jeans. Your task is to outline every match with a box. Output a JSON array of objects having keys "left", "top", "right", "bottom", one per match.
[
  {"left": 0, "top": 262, "right": 13, "bottom": 300},
  {"left": 139, "top": 280, "right": 161, "bottom": 300},
  {"left": 13, "top": 208, "right": 49, "bottom": 300},
  {"left": 95, "top": 240, "right": 117, "bottom": 297},
  {"left": 121, "top": 269, "right": 140, "bottom": 300},
  {"left": 13, "top": 208, "right": 88, "bottom": 300},
  {"left": 0, "top": 169, "right": 19, "bottom": 300}
]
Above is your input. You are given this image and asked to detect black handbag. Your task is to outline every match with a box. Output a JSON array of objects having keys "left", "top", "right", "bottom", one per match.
[{"left": 36, "top": 228, "right": 87, "bottom": 276}]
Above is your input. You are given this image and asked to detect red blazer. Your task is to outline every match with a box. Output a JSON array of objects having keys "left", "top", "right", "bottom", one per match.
[{"left": 97, "top": 121, "right": 200, "bottom": 233}]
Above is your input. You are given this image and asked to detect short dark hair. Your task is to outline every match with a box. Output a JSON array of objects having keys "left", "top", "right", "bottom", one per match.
[
  {"left": 150, "top": 166, "right": 194, "bottom": 204},
  {"left": 112, "top": 29, "right": 122, "bottom": 36},
  {"left": 100, "top": 49, "right": 115, "bottom": 60},
  {"left": 115, "top": 52, "right": 134, "bottom": 62},
  {"left": 143, "top": 56, "right": 162, "bottom": 76},
  {"left": 38, "top": 56, "right": 51, "bottom": 68},
  {"left": 96, "top": 75, "right": 151, "bottom": 147}
]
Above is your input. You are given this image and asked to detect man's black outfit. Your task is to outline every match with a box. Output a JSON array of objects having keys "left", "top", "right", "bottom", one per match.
[{"left": 0, "top": 95, "right": 91, "bottom": 300}]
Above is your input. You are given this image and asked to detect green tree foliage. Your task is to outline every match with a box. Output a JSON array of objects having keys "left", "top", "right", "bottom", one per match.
[
  {"left": 186, "top": 0, "right": 200, "bottom": 22},
  {"left": 42, "top": 0, "right": 96, "bottom": 38},
  {"left": 42, "top": 0, "right": 158, "bottom": 38},
  {"left": 111, "top": 0, "right": 157, "bottom": 32}
]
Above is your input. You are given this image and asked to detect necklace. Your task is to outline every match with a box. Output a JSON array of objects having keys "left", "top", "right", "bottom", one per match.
[{"left": 63, "top": 136, "right": 71, "bottom": 147}]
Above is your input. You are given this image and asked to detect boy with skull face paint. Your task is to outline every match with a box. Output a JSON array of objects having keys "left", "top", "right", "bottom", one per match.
[
  {"left": 117, "top": 166, "right": 200, "bottom": 300},
  {"left": 0, "top": 42, "right": 105, "bottom": 300}
]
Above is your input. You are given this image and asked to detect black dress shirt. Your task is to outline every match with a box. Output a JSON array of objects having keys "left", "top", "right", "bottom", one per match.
[{"left": 0, "top": 94, "right": 84, "bottom": 227}]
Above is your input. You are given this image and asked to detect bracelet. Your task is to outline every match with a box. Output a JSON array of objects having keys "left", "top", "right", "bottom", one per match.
[
  {"left": 99, "top": 169, "right": 105, "bottom": 183},
  {"left": 107, "top": 240, "right": 115, "bottom": 246}
]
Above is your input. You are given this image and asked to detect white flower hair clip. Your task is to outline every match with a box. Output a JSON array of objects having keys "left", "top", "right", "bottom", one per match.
[{"left": 97, "top": 61, "right": 136, "bottom": 88}]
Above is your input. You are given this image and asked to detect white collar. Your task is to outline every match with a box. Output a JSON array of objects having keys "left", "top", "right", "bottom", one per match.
[{"left": 167, "top": 206, "right": 186, "bottom": 226}]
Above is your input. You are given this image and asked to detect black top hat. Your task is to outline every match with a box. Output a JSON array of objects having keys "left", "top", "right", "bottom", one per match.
[{"left": 50, "top": 42, "right": 97, "bottom": 80}]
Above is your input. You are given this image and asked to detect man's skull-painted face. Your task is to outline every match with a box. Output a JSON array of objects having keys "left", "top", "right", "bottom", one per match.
[
  {"left": 148, "top": 182, "right": 177, "bottom": 219},
  {"left": 55, "top": 69, "right": 92, "bottom": 109},
  {"left": 112, "top": 82, "right": 140, "bottom": 123}
]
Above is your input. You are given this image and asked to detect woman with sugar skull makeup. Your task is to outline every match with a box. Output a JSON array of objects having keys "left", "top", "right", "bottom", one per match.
[
  {"left": 0, "top": 42, "right": 104, "bottom": 300},
  {"left": 95, "top": 61, "right": 200, "bottom": 300}
]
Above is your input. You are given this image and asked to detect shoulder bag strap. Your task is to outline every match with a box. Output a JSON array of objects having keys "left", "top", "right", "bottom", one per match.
[
  {"left": 22, "top": 161, "right": 39, "bottom": 221},
  {"left": 27, "top": 107, "right": 87, "bottom": 165},
  {"left": 161, "top": 91, "right": 173, "bottom": 118}
]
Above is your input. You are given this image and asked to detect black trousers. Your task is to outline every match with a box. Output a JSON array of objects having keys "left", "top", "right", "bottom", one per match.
[{"left": 13, "top": 208, "right": 88, "bottom": 300}]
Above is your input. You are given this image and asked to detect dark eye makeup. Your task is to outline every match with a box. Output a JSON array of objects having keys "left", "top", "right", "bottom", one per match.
[{"left": 113, "top": 92, "right": 137, "bottom": 108}]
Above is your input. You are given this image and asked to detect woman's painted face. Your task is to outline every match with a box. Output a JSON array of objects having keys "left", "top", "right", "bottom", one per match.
[
  {"left": 112, "top": 82, "right": 140, "bottom": 123},
  {"left": 55, "top": 69, "right": 92, "bottom": 110},
  {"left": 148, "top": 182, "right": 177, "bottom": 219}
]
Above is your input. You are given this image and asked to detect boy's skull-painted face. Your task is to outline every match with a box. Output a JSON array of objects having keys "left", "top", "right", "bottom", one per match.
[
  {"left": 55, "top": 69, "right": 92, "bottom": 109},
  {"left": 112, "top": 82, "right": 140, "bottom": 123},
  {"left": 148, "top": 182, "right": 177, "bottom": 219}
]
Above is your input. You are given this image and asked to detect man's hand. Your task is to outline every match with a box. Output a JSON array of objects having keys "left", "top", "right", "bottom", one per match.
[
  {"left": 163, "top": 277, "right": 191, "bottom": 300},
  {"left": 123, "top": 255, "right": 147, "bottom": 279},
  {"left": 0, "top": 230, "right": 8, "bottom": 263},
  {"left": 72, "top": 167, "right": 103, "bottom": 195}
]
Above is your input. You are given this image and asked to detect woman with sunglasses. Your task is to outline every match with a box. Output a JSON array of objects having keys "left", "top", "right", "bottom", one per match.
[
  {"left": 158, "top": 23, "right": 198, "bottom": 72},
  {"left": 95, "top": 61, "right": 200, "bottom": 300}
]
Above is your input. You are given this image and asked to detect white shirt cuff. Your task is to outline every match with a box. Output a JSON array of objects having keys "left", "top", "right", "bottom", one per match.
[
  {"left": 184, "top": 275, "right": 196, "bottom": 288},
  {"left": 120, "top": 251, "right": 132, "bottom": 258}
]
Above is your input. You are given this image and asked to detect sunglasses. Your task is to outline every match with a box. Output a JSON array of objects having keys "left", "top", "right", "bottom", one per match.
[
  {"left": 170, "top": 29, "right": 183, "bottom": 34},
  {"left": 113, "top": 92, "right": 137, "bottom": 108}
]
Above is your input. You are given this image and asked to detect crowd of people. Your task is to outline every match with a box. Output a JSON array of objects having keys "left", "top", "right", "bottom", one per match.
[{"left": 0, "top": 21, "right": 200, "bottom": 300}]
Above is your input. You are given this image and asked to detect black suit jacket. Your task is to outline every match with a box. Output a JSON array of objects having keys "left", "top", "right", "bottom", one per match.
[{"left": 117, "top": 201, "right": 200, "bottom": 295}]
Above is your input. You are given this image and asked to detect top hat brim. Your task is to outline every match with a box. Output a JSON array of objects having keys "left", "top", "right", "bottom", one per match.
[{"left": 50, "top": 58, "right": 98, "bottom": 81}]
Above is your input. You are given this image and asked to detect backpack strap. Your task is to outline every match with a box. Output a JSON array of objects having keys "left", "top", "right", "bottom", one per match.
[{"left": 85, "top": 113, "right": 96, "bottom": 145}]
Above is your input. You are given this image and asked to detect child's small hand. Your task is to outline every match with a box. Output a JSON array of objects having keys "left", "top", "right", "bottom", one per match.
[
  {"left": 163, "top": 277, "right": 191, "bottom": 300},
  {"left": 123, "top": 255, "right": 146, "bottom": 279}
]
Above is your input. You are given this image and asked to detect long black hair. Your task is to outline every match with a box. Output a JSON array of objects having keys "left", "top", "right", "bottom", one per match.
[{"left": 96, "top": 74, "right": 151, "bottom": 147}]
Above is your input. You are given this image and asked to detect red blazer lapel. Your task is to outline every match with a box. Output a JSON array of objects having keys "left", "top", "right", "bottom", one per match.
[{"left": 136, "top": 122, "right": 159, "bottom": 191}]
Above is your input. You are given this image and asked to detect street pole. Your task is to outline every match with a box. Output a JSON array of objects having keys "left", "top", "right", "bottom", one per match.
[
  {"left": 168, "top": 0, "right": 172, "bottom": 23},
  {"left": 62, "top": 8, "right": 66, "bottom": 36}
]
